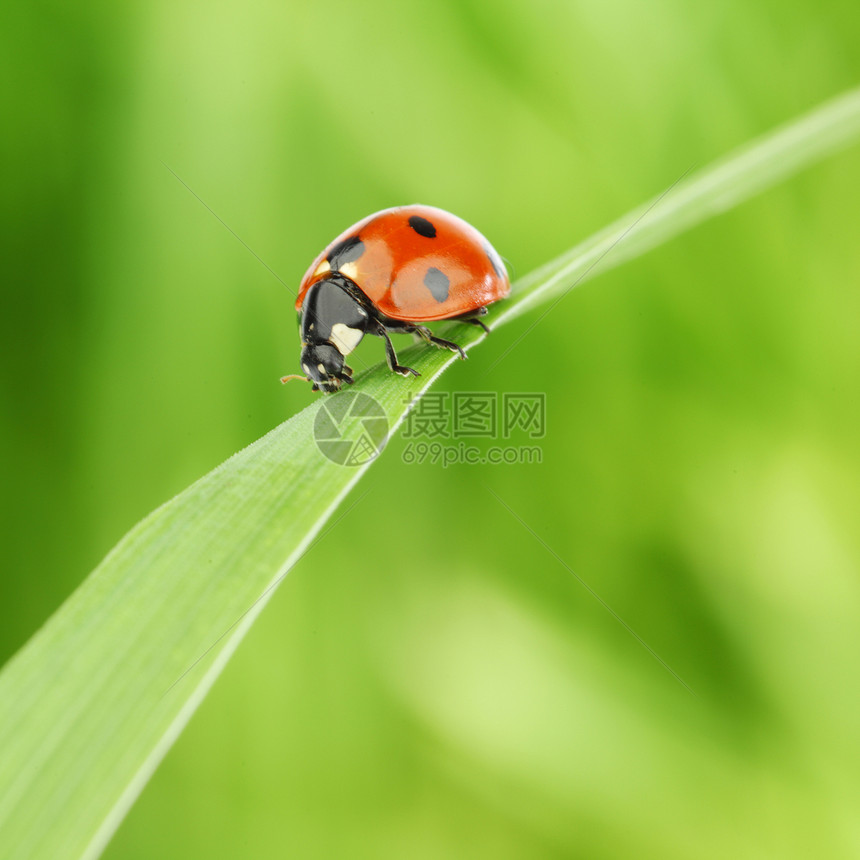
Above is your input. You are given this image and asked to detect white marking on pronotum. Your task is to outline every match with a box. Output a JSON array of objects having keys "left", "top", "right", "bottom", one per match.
[
  {"left": 313, "top": 260, "right": 331, "bottom": 278},
  {"left": 317, "top": 363, "right": 326, "bottom": 374},
  {"left": 339, "top": 261, "right": 359, "bottom": 281},
  {"left": 302, "top": 363, "right": 312, "bottom": 376},
  {"left": 329, "top": 323, "right": 364, "bottom": 356}
]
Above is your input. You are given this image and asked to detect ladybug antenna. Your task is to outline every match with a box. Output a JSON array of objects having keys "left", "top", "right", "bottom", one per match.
[{"left": 280, "top": 373, "right": 312, "bottom": 385}]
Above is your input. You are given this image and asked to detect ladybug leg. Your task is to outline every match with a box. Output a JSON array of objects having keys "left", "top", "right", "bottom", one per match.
[
  {"left": 412, "top": 325, "right": 466, "bottom": 361},
  {"left": 454, "top": 307, "right": 490, "bottom": 334},
  {"left": 372, "top": 320, "right": 420, "bottom": 378},
  {"left": 333, "top": 363, "right": 355, "bottom": 387},
  {"left": 463, "top": 317, "right": 490, "bottom": 335}
]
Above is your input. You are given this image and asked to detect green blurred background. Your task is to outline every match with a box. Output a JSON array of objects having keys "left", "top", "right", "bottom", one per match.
[{"left": 3, "top": 0, "right": 860, "bottom": 857}]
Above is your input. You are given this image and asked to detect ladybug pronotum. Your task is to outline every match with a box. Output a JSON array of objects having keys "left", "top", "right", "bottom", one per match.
[{"left": 283, "top": 204, "right": 511, "bottom": 393}]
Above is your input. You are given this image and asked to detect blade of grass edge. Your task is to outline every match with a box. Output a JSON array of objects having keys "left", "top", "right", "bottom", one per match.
[{"left": 0, "top": 85, "right": 858, "bottom": 860}]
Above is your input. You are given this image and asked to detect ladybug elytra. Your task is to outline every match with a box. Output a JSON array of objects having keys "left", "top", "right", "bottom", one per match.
[{"left": 283, "top": 205, "right": 510, "bottom": 393}]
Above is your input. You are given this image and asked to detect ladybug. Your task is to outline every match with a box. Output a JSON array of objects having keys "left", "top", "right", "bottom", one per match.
[{"left": 282, "top": 204, "right": 510, "bottom": 393}]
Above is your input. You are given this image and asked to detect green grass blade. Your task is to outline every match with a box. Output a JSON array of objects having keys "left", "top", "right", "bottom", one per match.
[
  {"left": 496, "top": 86, "right": 860, "bottom": 328},
  {"left": 1, "top": 86, "right": 859, "bottom": 860}
]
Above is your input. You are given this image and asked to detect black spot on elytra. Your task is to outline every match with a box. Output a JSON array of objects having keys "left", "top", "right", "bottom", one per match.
[
  {"left": 485, "top": 244, "right": 506, "bottom": 278},
  {"left": 327, "top": 235, "right": 365, "bottom": 271},
  {"left": 408, "top": 215, "right": 436, "bottom": 238},
  {"left": 424, "top": 267, "right": 450, "bottom": 302}
]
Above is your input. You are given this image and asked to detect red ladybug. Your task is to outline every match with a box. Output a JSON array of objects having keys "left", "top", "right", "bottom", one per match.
[{"left": 284, "top": 205, "right": 510, "bottom": 392}]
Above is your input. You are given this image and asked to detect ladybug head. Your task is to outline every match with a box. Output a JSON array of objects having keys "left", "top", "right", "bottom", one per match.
[{"left": 300, "top": 342, "right": 354, "bottom": 393}]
